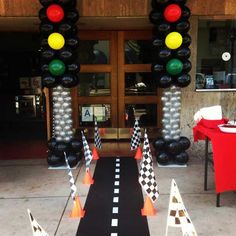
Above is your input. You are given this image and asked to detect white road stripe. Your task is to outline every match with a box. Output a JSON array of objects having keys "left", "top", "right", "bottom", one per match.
[
  {"left": 116, "top": 158, "right": 120, "bottom": 162},
  {"left": 111, "top": 219, "right": 118, "bottom": 227},
  {"left": 116, "top": 163, "right": 120, "bottom": 167},
  {"left": 111, "top": 233, "right": 118, "bottom": 236},
  {"left": 114, "top": 188, "right": 119, "bottom": 194},
  {"left": 112, "top": 207, "right": 119, "bottom": 214},
  {"left": 114, "top": 181, "right": 119, "bottom": 186},
  {"left": 113, "top": 197, "right": 119, "bottom": 203},
  {"left": 115, "top": 168, "right": 120, "bottom": 173},
  {"left": 115, "top": 174, "right": 120, "bottom": 179}
]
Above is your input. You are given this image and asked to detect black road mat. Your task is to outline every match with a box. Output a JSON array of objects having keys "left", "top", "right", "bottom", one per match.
[{"left": 76, "top": 157, "right": 150, "bottom": 236}]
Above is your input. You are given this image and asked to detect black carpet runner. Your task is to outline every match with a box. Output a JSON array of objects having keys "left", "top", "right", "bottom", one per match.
[{"left": 76, "top": 157, "right": 150, "bottom": 236}]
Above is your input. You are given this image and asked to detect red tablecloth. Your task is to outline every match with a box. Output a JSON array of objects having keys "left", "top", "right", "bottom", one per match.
[{"left": 193, "top": 124, "right": 236, "bottom": 193}]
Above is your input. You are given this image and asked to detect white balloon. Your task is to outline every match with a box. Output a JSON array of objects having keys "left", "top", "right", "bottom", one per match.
[
  {"left": 60, "top": 131, "right": 66, "bottom": 137},
  {"left": 164, "top": 113, "right": 171, "bottom": 118},
  {"left": 161, "top": 97, "right": 168, "bottom": 102},
  {"left": 172, "top": 124, "right": 179, "bottom": 129},
  {"left": 58, "top": 108, "right": 65, "bottom": 114},
  {"left": 162, "top": 118, "right": 169, "bottom": 123},
  {"left": 173, "top": 113, "right": 180, "bottom": 118},
  {"left": 65, "top": 119, "right": 73, "bottom": 124},
  {"left": 66, "top": 108, "right": 72, "bottom": 113},
  {"left": 170, "top": 108, "right": 176, "bottom": 113},
  {"left": 164, "top": 135, "right": 171, "bottom": 140},
  {"left": 173, "top": 135, "right": 180, "bottom": 140},
  {"left": 165, "top": 102, "right": 171, "bottom": 107},
  {"left": 56, "top": 136, "right": 62, "bottom": 141},
  {"left": 163, "top": 107, "right": 169, "bottom": 112},
  {"left": 164, "top": 124, "right": 171, "bottom": 129},
  {"left": 64, "top": 136, "right": 71, "bottom": 142}
]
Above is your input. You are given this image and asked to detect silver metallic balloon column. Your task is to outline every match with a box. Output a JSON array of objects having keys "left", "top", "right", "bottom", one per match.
[
  {"left": 52, "top": 86, "right": 73, "bottom": 142},
  {"left": 161, "top": 86, "right": 181, "bottom": 141}
]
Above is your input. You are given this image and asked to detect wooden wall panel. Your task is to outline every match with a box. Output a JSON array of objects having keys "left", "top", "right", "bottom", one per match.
[
  {"left": 80, "top": 0, "right": 105, "bottom": 16},
  {"left": 0, "top": 0, "right": 40, "bottom": 16},
  {"left": 224, "top": 0, "right": 236, "bottom": 15},
  {"left": 129, "top": 0, "right": 149, "bottom": 16}
]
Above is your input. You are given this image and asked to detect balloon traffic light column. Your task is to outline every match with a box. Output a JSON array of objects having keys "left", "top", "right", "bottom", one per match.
[
  {"left": 150, "top": 0, "right": 191, "bottom": 165},
  {"left": 39, "top": 0, "right": 82, "bottom": 167}
]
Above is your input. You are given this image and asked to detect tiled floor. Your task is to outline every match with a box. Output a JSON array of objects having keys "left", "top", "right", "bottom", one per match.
[{"left": 0, "top": 157, "right": 236, "bottom": 236}]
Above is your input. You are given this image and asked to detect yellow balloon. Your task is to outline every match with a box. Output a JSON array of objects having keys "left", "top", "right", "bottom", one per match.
[
  {"left": 165, "top": 32, "right": 183, "bottom": 50},
  {"left": 48, "top": 33, "right": 65, "bottom": 50}
]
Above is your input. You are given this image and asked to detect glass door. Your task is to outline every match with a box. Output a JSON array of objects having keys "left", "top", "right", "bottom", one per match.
[{"left": 72, "top": 31, "right": 161, "bottom": 139}]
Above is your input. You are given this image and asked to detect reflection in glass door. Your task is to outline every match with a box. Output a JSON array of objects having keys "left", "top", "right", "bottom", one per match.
[{"left": 73, "top": 31, "right": 161, "bottom": 139}]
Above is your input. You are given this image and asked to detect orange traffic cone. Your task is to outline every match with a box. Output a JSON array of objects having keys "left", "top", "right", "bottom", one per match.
[
  {"left": 70, "top": 196, "right": 85, "bottom": 218},
  {"left": 83, "top": 170, "right": 94, "bottom": 185},
  {"left": 135, "top": 146, "right": 142, "bottom": 160},
  {"left": 141, "top": 196, "right": 157, "bottom": 216},
  {"left": 92, "top": 146, "right": 99, "bottom": 160}
]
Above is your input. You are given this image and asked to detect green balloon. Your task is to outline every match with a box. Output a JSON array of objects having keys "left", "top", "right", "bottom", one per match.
[
  {"left": 49, "top": 59, "right": 65, "bottom": 76},
  {"left": 166, "top": 59, "right": 183, "bottom": 76}
]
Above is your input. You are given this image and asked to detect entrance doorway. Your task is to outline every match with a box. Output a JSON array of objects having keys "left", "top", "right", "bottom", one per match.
[{"left": 73, "top": 31, "right": 162, "bottom": 142}]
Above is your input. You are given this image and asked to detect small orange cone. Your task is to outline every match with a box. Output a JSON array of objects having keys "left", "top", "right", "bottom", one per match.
[
  {"left": 83, "top": 170, "right": 94, "bottom": 185},
  {"left": 141, "top": 196, "right": 157, "bottom": 216},
  {"left": 70, "top": 196, "right": 85, "bottom": 218},
  {"left": 135, "top": 146, "right": 142, "bottom": 160},
  {"left": 92, "top": 146, "right": 99, "bottom": 160}
]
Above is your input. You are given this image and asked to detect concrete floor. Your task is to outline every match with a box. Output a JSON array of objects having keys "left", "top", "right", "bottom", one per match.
[{"left": 0, "top": 157, "right": 235, "bottom": 236}]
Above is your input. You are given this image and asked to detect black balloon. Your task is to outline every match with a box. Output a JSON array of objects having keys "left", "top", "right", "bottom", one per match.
[
  {"left": 70, "top": 138, "right": 83, "bottom": 152},
  {"left": 61, "top": 74, "right": 79, "bottom": 88},
  {"left": 67, "top": 63, "right": 80, "bottom": 73},
  {"left": 157, "top": 48, "right": 172, "bottom": 62},
  {"left": 173, "top": 0, "right": 187, "bottom": 5},
  {"left": 182, "top": 60, "right": 192, "bottom": 73},
  {"left": 182, "top": 34, "right": 192, "bottom": 47},
  {"left": 157, "top": 152, "right": 171, "bottom": 165},
  {"left": 41, "top": 48, "right": 55, "bottom": 62},
  {"left": 65, "top": 9, "right": 79, "bottom": 23},
  {"left": 179, "top": 136, "right": 191, "bottom": 150},
  {"left": 55, "top": 142, "right": 68, "bottom": 156},
  {"left": 151, "top": 63, "right": 165, "bottom": 73},
  {"left": 48, "top": 138, "right": 57, "bottom": 151},
  {"left": 176, "top": 20, "right": 190, "bottom": 33},
  {"left": 175, "top": 47, "right": 191, "bottom": 60},
  {"left": 59, "top": 48, "right": 75, "bottom": 63},
  {"left": 39, "top": 0, "right": 54, "bottom": 6},
  {"left": 58, "top": 0, "right": 76, "bottom": 7},
  {"left": 152, "top": 38, "right": 164, "bottom": 48},
  {"left": 41, "top": 64, "right": 49, "bottom": 73},
  {"left": 42, "top": 74, "right": 58, "bottom": 88},
  {"left": 66, "top": 37, "right": 79, "bottom": 49},
  {"left": 58, "top": 22, "right": 77, "bottom": 37},
  {"left": 174, "top": 151, "right": 189, "bottom": 165},
  {"left": 153, "top": 137, "right": 166, "bottom": 151},
  {"left": 181, "top": 6, "right": 191, "bottom": 20},
  {"left": 40, "top": 22, "right": 54, "bottom": 36},
  {"left": 149, "top": 10, "right": 163, "bottom": 24},
  {"left": 175, "top": 74, "right": 191, "bottom": 87},
  {"left": 47, "top": 152, "right": 63, "bottom": 167},
  {"left": 166, "top": 140, "right": 182, "bottom": 155},
  {"left": 155, "top": 0, "right": 169, "bottom": 5},
  {"left": 155, "top": 21, "right": 171, "bottom": 35},
  {"left": 66, "top": 152, "right": 79, "bottom": 168},
  {"left": 38, "top": 8, "right": 47, "bottom": 22},
  {"left": 157, "top": 75, "right": 173, "bottom": 88}
]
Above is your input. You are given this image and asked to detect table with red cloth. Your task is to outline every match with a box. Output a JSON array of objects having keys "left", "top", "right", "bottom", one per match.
[{"left": 193, "top": 122, "right": 236, "bottom": 198}]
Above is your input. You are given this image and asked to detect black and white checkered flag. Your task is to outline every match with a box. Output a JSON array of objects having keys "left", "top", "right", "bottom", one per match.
[
  {"left": 131, "top": 119, "right": 141, "bottom": 150},
  {"left": 27, "top": 209, "right": 49, "bottom": 236},
  {"left": 165, "top": 179, "right": 197, "bottom": 236},
  {"left": 81, "top": 131, "right": 93, "bottom": 171},
  {"left": 138, "top": 131, "right": 159, "bottom": 203},
  {"left": 64, "top": 152, "right": 77, "bottom": 201},
  {"left": 94, "top": 117, "right": 102, "bottom": 149}
]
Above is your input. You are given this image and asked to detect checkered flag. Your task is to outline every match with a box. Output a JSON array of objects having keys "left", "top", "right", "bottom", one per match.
[
  {"left": 165, "top": 179, "right": 198, "bottom": 236},
  {"left": 94, "top": 117, "right": 102, "bottom": 149},
  {"left": 81, "top": 131, "right": 93, "bottom": 171},
  {"left": 64, "top": 152, "right": 77, "bottom": 201},
  {"left": 27, "top": 209, "right": 49, "bottom": 236},
  {"left": 138, "top": 131, "right": 159, "bottom": 203},
  {"left": 131, "top": 119, "right": 141, "bottom": 150}
]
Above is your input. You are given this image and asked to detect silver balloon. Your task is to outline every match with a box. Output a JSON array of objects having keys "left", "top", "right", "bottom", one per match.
[
  {"left": 66, "top": 108, "right": 72, "bottom": 113},
  {"left": 173, "top": 113, "right": 180, "bottom": 118}
]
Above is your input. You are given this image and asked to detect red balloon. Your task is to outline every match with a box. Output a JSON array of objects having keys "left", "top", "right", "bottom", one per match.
[
  {"left": 164, "top": 4, "right": 182, "bottom": 23},
  {"left": 46, "top": 4, "right": 64, "bottom": 23}
]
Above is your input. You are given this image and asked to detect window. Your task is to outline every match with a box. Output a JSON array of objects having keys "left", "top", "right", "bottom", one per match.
[{"left": 196, "top": 20, "right": 236, "bottom": 91}]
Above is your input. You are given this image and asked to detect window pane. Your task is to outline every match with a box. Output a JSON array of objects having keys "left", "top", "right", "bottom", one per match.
[
  {"left": 78, "top": 40, "right": 110, "bottom": 64},
  {"left": 78, "top": 73, "right": 110, "bottom": 96},
  {"left": 125, "top": 40, "right": 152, "bottom": 64},
  {"left": 79, "top": 104, "right": 111, "bottom": 127},
  {"left": 125, "top": 72, "right": 157, "bottom": 95},
  {"left": 125, "top": 104, "right": 157, "bottom": 128},
  {"left": 197, "top": 20, "right": 236, "bottom": 89}
]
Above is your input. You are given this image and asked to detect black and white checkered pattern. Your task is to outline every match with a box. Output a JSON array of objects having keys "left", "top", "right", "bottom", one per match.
[
  {"left": 138, "top": 131, "right": 159, "bottom": 203},
  {"left": 131, "top": 119, "right": 141, "bottom": 150},
  {"left": 81, "top": 131, "right": 93, "bottom": 171},
  {"left": 27, "top": 209, "right": 49, "bottom": 236},
  {"left": 166, "top": 179, "right": 198, "bottom": 236},
  {"left": 94, "top": 118, "right": 102, "bottom": 149},
  {"left": 64, "top": 152, "right": 77, "bottom": 201}
]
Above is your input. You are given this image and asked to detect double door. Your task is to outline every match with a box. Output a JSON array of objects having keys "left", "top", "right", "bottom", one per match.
[{"left": 72, "top": 31, "right": 162, "bottom": 139}]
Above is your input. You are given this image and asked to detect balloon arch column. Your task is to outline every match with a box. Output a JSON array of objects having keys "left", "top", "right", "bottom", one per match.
[
  {"left": 39, "top": 0, "right": 82, "bottom": 167},
  {"left": 150, "top": 0, "right": 191, "bottom": 165}
]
